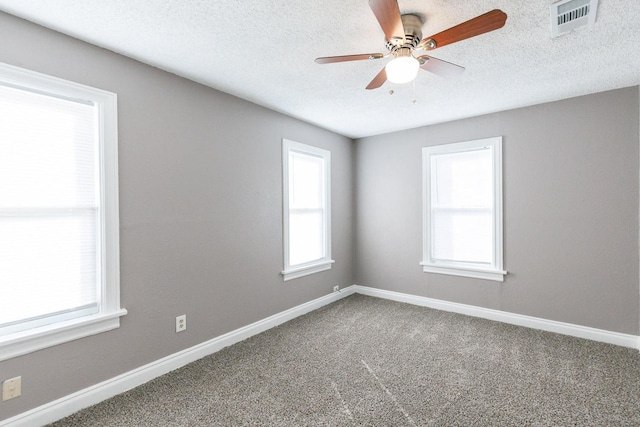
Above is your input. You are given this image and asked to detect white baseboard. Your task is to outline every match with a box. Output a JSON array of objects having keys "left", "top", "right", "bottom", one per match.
[
  {"left": 354, "top": 285, "right": 640, "bottom": 350},
  {"left": 0, "top": 285, "right": 356, "bottom": 427}
]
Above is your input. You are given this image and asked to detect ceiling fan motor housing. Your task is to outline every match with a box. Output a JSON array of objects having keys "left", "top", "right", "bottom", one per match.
[{"left": 385, "top": 14, "right": 423, "bottom": 52}]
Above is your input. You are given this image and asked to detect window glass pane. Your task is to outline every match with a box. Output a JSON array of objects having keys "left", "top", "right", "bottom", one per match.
[
  {"left": 431, "top": 147, "right": 492, "bottom": 208},
  {"left": 0, "top": 213, "right": 98, "bottom": 326},
  {"left": 289, "top": 151, "right": 324, "bottom": 210},
  {"left": 0, "top": 83, "right": 100, "bottom": 334},
  {"left": 431, "top": 209, "right": 492, "bottom": 264},
  {"left": 0, "top": 85, "right": 97, "bottom": 208},
  {"left": 289, "top": 210, "right": 324, "bottom": 266}
]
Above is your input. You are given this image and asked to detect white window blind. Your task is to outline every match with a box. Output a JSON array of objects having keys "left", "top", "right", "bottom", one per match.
[
  {"left": 431, "top": 147, "right": 493, "bottom": 264},
  {"left": 282, "top": 139, "right": 333, "bottom": 281},
  {"left": 288, "top": 150, "right": 326, "bottom": 266},
  {"left": 422, "top": 137, "right": 505, "bottom": 282},
  {"left": 0, "top": 83, "right": 101, "bottom": 335},
  {"left": 0, "top": 62, "right": 124, "bottom": 362}
]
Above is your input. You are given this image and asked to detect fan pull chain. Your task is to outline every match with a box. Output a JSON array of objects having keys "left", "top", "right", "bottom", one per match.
[{"left": 411, "top": 79, "right": 417, "bottom": 105}]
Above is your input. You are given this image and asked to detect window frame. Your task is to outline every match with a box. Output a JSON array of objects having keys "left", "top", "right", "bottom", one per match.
[
  {"left": 0, "top": 62, "right": 126, "bottom": 362},
  {"left": 281, "top": 139, "right": 334, "bottom": 281},
  {"left": 421, "top": 136, "right": 506, "bottom": 282}
]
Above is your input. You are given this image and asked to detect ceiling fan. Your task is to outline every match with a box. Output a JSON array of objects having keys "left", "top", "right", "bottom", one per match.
[{"left": 315, "top": 0, "right": 507, "bottom": 90}]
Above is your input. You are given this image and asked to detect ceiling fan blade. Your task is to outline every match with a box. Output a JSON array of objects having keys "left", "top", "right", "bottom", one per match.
[
  {"left": 417, "top": 55, "right": 465, "bottom": 78},
  {"left": 419, "top": 9, "right": 507, "bottom": 50},
  {"left": 369, "top": 0, "right": 405, "bottom": 43},
  {"left": 315, "top": 53, "right": 384, "bottom": 64},
  {"left": 366, "top": 67, "right": 387, "bottom": 90}
]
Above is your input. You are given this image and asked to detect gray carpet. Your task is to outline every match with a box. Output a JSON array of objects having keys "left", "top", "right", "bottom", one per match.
[{"left": 49, "top": 294, "right": 640, "bottom": 426}]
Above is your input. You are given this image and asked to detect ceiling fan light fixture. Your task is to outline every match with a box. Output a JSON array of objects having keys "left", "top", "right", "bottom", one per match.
[{"left": 385, "top": 55, "right": 420, "bottom": 84}]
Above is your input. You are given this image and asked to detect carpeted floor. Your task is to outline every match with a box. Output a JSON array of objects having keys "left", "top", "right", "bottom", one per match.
[{"left": 49, "top": 294, "right": 640, "bottom": 426}]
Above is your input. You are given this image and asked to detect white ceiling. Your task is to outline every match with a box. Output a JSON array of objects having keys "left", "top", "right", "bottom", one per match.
[{"left": 0, "top": 0, "right": 639, "bottom": 138}]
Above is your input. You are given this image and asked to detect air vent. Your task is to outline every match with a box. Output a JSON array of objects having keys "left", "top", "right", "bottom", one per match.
[{"left": 550, "top": 0, "right": 598, "bottom": 38}]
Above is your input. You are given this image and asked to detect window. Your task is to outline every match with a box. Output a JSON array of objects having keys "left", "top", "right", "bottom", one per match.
[
  {"left": 281, "top": 139, "right": 333, "bottom": 280},
  {"left": 0, "top": 62, "right": 125, "bottom": 361},
  {"left": 421, "top": 137, "right": 505, "bottom": 281}
]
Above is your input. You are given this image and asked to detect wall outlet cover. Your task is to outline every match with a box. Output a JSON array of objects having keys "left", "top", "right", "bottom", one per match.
[
  {"left": 176, "top": 315, "right": 187, "bottom": 333},
  {"left": 2, "top": 376, "right": 22, "bottom": 401}
]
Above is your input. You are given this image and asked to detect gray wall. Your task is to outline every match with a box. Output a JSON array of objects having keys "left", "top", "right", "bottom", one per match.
[
  {"left": 355, "top": 87, "right": 639, "bottom": 335},
  {"left": 0, "top": 12, "right": 354, "bottom": 420}
]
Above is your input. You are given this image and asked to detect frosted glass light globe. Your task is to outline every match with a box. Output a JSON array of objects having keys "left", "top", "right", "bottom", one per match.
[{"left": 385, "top": 56, "right": 420, "bottom": 84}]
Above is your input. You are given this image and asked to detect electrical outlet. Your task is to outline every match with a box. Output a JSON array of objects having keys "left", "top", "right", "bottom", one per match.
[
  {"left": 176, "top": 315, "right": 186, "bottom": 333},
  {"left": 2, "top": 376, "right": 21, "bottom": 401},
  {"left": 333, "top": 285, "right": 340, "bottom": 292}
]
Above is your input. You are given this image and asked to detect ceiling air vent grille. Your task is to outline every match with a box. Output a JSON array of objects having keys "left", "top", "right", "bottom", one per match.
[{"left": 550, "top": 0, "right": 598, "bottom": 38}]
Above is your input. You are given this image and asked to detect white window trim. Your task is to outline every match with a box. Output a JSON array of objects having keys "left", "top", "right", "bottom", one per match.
[
  {"left": 0, "top": 62, "right": 126, "bottom": 362},
  {"left": 281, "top": 139, "right": 334, "bottom": 281},
  {"left": 421, "top": 137, "right": 506, "bottom": 282}
]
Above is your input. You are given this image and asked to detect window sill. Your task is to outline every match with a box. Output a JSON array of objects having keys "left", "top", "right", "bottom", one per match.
[
  {"left": 282, "top": 260, "right": 335, "bottom": 281},
  {"left": 0, "top": 308, "right": 127, "bottom": 362},
  {"left": 420, "top": 263, "right": 506, "bottom": 282}
]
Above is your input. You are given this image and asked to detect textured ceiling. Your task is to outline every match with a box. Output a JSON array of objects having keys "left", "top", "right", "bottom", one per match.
[{"left": 0, "top": 0, "right": 639, "bottom": 138}]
